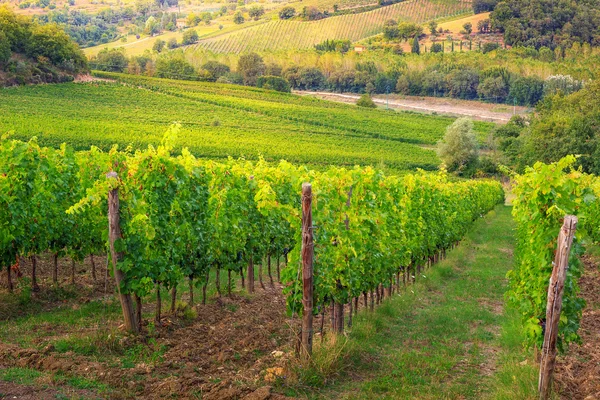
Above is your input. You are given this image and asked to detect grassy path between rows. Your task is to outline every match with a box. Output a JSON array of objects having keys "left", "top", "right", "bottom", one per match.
[{"left": 299, "top": 205, "right": 539, "bottom": 400}]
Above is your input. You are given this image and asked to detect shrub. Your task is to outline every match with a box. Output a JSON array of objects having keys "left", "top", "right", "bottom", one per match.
[
  {"left": 152, "top": 39, "right": 165, "bottom": 53},
  {"left": 279, "top": 6, "right": 296, "bottom": 19},
  {"left": 256, "top": 75, "right": 291, "bottom": 92},
  {"left": 482, "top": 42, "right": 500, "bottom": 54},
  {"left": 89, "top": 48, "right": 127, "bottom": 72},
  {"left": 356, "top": 93, "right": 376, "bottom": 108},
  {"left": 155, "top": 56, "right": 197, "bottom": 80},
  {"left": 233, "top": 11, "right": 244, "bottom": 24},
  {"left": 182, "top": 29, "right": 199, "bottom": 45},
  {"left": 430, "top": 42, "right": 443, "bottom": 53},
  {"left": 201, "top": 60, "right": 230, "bottom": 81},
  {"left": 248, "top": 5, "right": 264, "bottom": 20},
  {"left": 167, "top": 38, "right": 178, "bottom": 49}
]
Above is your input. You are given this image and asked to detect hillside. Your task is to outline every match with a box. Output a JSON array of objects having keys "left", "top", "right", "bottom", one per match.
[
  {"left": 191, "top": 0, "right": 471, "bottom": 53},
  {"left": 0, "top": 72, "right": 492, "bottom": 171},
  {"left": 0, "top": 6, "right": 87, "bottom": 85}
]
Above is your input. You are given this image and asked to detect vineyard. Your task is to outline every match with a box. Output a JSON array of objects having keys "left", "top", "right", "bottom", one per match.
[
  {"left": 508, "top": 156, "right": 600, "bottom": 350},
  {"left": 0, "top": 74, "right": 493, "bottom": 172},
  {"left": 191, "top": 0, "right": 472, "bottom": 53},
  {"left": 0, "top": 127, "right": 504, "bottom": 334}
]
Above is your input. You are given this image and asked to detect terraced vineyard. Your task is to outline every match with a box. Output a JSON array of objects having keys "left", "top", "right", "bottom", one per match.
[
  {"left": 0, "top": 73, "right": 492, "bottom": 171},
  {"left": 191, "top": 0, "right": 471, "bottom": 53}
]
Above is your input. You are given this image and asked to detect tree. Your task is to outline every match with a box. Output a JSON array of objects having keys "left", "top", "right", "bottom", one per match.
[
  {"left": 383, "top": 19, "right": 399, "bottom": 40},
  {"left": 411, "top": 36, "right": 420, "bottom": 54},
  {"left": 248, "top": 5, "right": 264, "bottom": 20},
  {"left": 446, "top": 68, "right": 479, "bottom": 99},
  {"left": 256, "top": 76, "right": 291, "bottom": 92},
  {"left": 89, "top": 48, "right": 127, "bottom": 72},
  {"left": 145, "top": 16, "right": 160, "bottom": 35},
  {"left": 155, "top": 56, "right": 196, "bottom": 79},
  {"left": 508, "top": 75, "right": 544, "bottom": 106},
  {"left": 472, "top": 0, "right": 498, "bottom": 14},
  {"left": 520, "top": 80, "right": 600, "bottom": 174},
  {"left": 428, "top": 20, "right": 438, "bottom": 36},
  {"left": 167, "top": 38, "right": 178, "bottom": 49},
  {"left": 478, "top": 76, "right": 508, "bottom": 102},
  {"left": 201, "top": 60, "right": 230, "bottom": 81},
  {"left": 186, "top": 12, "right": 199, "bottom": 27},
  {"left": 182, "top": 29, "right": 199, "bottom": 45},
  {"left": 26, "top": 24, "right": 87, "bottom": 67},
  {"left": 233, "top": 11, "right": 244, "bottom": 24},
  {"left": 201, "top": 12, "right": 212, "bottom": 25},
  {"left": 398, "top": 22, "right": 423, "bottom": 41},
  {"left": 356, "top": 93, "right": 376, "bottom": 108},
  {"left": 279, "top": 6, "right": 296, "bottom": 19},
  {"left": 436, "top": 118, "right": 479, "bottom": 173},
  {"left": 430, "top": 42, "right": 443, "bottom": 53},
  {"left": 463, "top": 22, "right": 472, "bottom": 34},
  {"left": 237, "top": 52, "right": 265, "bottom": 85},
  {"left": 477, "top": 19, "right": 490, "bottom": 33},
  {"left": 0, "top": 31, "right": 11, "bottom": 65},
  {"left": 153, "top": 38, "right": 165, "bottom": 52}
]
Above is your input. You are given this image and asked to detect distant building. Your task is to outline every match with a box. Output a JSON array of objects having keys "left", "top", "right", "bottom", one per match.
[
  {"left": 354, "top": 45, "right": 366, "bottom": 53},
  {"left": 176, "top": 19, "right": 186, "bottom": 29}
]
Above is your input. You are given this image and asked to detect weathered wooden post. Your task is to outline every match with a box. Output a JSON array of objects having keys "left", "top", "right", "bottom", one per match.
[
  {"left": 107, "top": 172, "right": 139, "bottom": 334},
  {"left": 301, "top": 183, "right": 314, "bottom": 357},
  {"left": 247, "top": 254, "right": 254, "bottom": 294},
  {"left": 538, "top": 215, "right": 578, "bottom": 400}
]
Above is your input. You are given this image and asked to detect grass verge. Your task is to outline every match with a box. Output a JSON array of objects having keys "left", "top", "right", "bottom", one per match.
[{"left": 280, "top": 205, "right": 541, "bottom": 399}]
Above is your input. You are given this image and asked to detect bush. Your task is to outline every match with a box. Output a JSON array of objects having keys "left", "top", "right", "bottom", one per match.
[
  {"left": 436, "top": 117, "right": 479, "bottom": 174},
  {"left": 155, "top": 56, "right": 197, "bottom": 80},
  {"left": 481, "top": 42, "right": 500, "bottom": 54},
  {"left": 167, "top": 38, "right": 178, "bottom": 49},
  {"left": 478, "top": 76, "right": 508, "bottom": 102},
  {"left": 152, "top": 39, "right": 165, "bottom": 53},
  {"left": 248, "top": 5, "right": 264, "bottom": 20},
  {"left": 356, "top": 93, "right": 376, "bottom": 108},
  {"left": 446, "top": 68, "right": 479, "bottom": 99},
  {"left": 508, "top": 75, "right": 544, "bottom": 106},
  {"left": 233, "top": 11, "right": 244, "bottom": 24},
  {"left": 201, "top": 60, "right": 230, "bottom": 81},
  {"left": 279, "top": 6, "right": 296, "bottom": 19},
  {"left": 182, "top": 29, "right": 199, "bottom": 45},
  {"left": 430, "top": 42, "right": 443, "bottom": 53},
  {"left": 89, "top": 48, "right": 127, "bottom": 72},
  {"left": 256, "top": 75, "right": 291, "bottom": 92}
]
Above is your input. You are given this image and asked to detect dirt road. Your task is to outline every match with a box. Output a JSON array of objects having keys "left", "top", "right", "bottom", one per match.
[{"left": 296, "top": 91, "right": 531, "bottom": 123}]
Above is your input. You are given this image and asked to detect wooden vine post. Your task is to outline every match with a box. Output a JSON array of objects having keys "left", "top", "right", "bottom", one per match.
[
  {"left": 538, "top": 215, "right": 578, "bottom": 400},
  {"left": 301, "top": 182, "right": 314, "bottom": 357},
  {"left": 107, "top": 172, "right": 139, "bottom": 334}
]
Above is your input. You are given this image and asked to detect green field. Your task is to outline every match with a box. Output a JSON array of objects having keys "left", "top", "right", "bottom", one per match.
[
  {"left": 0, "top": 73, "right": 493, "bottom": 171},
  {"left": 190, "top": 0, "right": 471, "bottom": 53}
]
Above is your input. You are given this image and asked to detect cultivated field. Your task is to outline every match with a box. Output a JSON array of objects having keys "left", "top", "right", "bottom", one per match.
[
  {"left": 0, "top": 73, "right": 493, "bottom": 171},
  {"left": 191, "top": 0, "right": 472, "bottom": 53}
]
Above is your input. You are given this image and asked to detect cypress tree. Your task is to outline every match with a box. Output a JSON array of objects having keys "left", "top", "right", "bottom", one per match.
[{"left": 411, "top": 36, "right": 420, "bottom": 54}]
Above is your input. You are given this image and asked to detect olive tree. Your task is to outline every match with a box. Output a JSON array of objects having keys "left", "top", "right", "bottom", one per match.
[{"left": 436, "top": 117, "right": 479, "bottom": 173}]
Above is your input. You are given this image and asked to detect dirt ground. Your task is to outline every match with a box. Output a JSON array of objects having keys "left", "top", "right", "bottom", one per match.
[
  {"left": 0, "top": 255, "right": 304, "bottom": 399},
  {"left": 296, "top": 91, "right": 530, "bottom": 123},
  {"left": 554, "top": 255, "right": 600, "bottom": 399}
]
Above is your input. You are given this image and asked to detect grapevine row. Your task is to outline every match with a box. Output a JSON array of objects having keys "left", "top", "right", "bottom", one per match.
[
  {"left": 196, "top": 0, "right": 472, "bottom": 54},
  {"left": 1, "top": 128, "right": 503, "bottom": 332},
  {"left": 508, "top": 156, "right": 600, "bottom": 350}
]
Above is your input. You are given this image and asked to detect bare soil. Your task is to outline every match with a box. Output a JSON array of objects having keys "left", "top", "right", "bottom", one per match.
[
  {"left": 0, "top": 380, "right": 101, "bottom": 399},
  {"left": 555, "top": 255, "right": 600, "bottom": 399},
  {"left": 0, "top": 254, "right": 302, "bottom": 399},
  {"left": 296, "top": 91, "right": 530, "bottom": 123}
]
